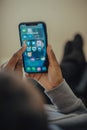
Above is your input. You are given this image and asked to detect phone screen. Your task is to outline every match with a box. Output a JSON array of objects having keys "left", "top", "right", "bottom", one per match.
[{"left": 19, "top": 22, "right": 48, "bottom": 73}]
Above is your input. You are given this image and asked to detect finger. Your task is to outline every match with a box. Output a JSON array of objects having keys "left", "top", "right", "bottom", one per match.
[
  {"left": 25, "top": 73, "right": 42, "bottom": 81},
  {"left": 15, "top": 59, "right": 23, "bottom": 70},
  {"left": 15, "top": 59, "right": 23, "bottom": 78},
  {"left": 25, "top": 73, "right": 35, "bottom": 78},
  {"left": 33, "top": 73, "right": 42, "bottom": 80},
  {"left": 6, "top": 44, "right": 26, "bottom": 70},
  {"left": 47, "top": 45, "right": 58, "bottom": 65}
]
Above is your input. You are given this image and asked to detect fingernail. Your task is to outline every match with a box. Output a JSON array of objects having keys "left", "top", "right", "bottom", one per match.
[
  {"left": 23, "top": 43, "right": 27, "bottom": 48},
  {"left": 22, "top": 41, "right": 27, "bottom": 47}
]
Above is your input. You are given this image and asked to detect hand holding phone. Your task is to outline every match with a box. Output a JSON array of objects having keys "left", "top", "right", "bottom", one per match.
[{"left": 18, "top": 21, "right": 48, "bottom": 73}]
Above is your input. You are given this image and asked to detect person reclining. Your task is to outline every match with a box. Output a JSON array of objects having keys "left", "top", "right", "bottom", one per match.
[{"left": 0, "top": 44, "right": 87, "bottom": 128}]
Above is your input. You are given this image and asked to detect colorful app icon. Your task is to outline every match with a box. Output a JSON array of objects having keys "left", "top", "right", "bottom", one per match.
[
  {"left": 41, "top": 57, "right": 45, "bottom": 61},
  {"left": 26, "top": 67, "right": 31, "bottom": 71},
  {"left": 26, "top": 41, "right": 31, "bottom": 46},
  {"left": 32, "top": 67, "right": 36, "bottom": 71},
  {"left": 27, "top": 52, "right": 32, "bottom": 57},
  {"left": 27, "top": 47, "right": 31, "bottom": 52},
  {"left": 28, "top": 28, "right": 32, "bottom": 33},
  {"left": 28, "top": 34, "right": 33, "bottom": 38},
  {"left": 22, "top": 28, "right": 27, "bottom": 33},
  {"left": 22, "top": 34, "right": 27, "bottom": 39},
  {"left": 24, "top": 52, "right": 27, "bottom": 56},
  {"left": 42, "top": 67, "right": 47, "bottom": 71},
  {"left": 32, "top": 41, "right": 36, "bottom": 46},
  {"left": 37, "top": 40, "right": 42, "bottom": 46},
  {"left": 37, "top": 67, "right": 41, "bottom": 71},
  {"left": 38, "top": 47, "right": 42, "bottom": 52},
  {"left": 30, "top": 58, "right": 35, "bottom": 61},
  {"left": 32, "top": 47, "right": 37, "bottom": 52}
]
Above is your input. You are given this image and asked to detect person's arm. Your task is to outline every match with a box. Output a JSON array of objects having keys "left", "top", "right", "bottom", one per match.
[
  {"left": 1, "top": 44, "right": 86, "bottom": 114},
  {"left": 45, "top": 80, "right": 87, "bottom": 114},
  {"left": 26, "top": 44, "right": 87, "bottom": 114}
]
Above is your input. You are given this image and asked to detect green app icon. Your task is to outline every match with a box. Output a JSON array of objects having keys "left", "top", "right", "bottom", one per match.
[
  {"left": 22, "top": 28, "right": 27, "bottom": 33},
  {"left": 26, "top": 67, "right": 31, "bottom": 71},
  {"left": 32, "top": 67, "right": 36, "bottom": 71}
]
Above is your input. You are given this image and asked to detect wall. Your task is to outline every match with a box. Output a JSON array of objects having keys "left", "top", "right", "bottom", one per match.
[{"left": 0, "top": 0, "right": 87, "bottom": 64}]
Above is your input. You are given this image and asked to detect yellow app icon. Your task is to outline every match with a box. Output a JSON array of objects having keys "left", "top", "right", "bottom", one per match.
[{"left": 27, "top": 52, "right": 32, "bottom": 57}]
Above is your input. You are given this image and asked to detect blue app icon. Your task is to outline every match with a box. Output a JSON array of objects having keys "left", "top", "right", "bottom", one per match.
[
  {"left": 24, "top": 52, "right": 27, "bottom": 56},
  {"left": 22, "top": 34, "right": 27, "bottom": 40},
  {"left": 41, "top": 57, "right": 45, "bottom": 61},
  {"left": 32, "top": 47, "right": 37, "bottom": 52},
  {"left": 38, "top": 47, "right": 42, "bottom": 51},
  {"left": 42, "top": 67, "right": 47, "bottom": 71},
  {"left": 23, "top": 35, "right": 27, "bottom": 39},
  {"left": 32, "top": 41, "right": 36, "bottom": 46},
  {"left": 26, "top": 41, "right": 31, "bottom": 46},
  {"left": 27, "top": 47, "right": 31, "bottom": 52},
  {"left": 28, "top": 34, "right": 33, "bottom": 38}
]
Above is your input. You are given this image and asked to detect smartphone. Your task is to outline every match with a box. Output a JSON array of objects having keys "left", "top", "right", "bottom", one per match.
[{"left": 18, "top": 21, "right": 48, "bottom": 73}]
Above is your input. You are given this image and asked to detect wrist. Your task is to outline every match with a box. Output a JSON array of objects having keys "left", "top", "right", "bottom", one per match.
[{"left": 45, "top": 78, "right": 64, "bottom": 91}]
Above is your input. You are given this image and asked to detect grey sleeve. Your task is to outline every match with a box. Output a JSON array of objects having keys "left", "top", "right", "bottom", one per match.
[{"left": 45, "top": 80, "right": 87, "bottom": 114}]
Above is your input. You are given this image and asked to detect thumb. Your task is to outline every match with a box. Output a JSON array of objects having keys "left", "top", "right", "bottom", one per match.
[
  {"left": 15, "top": 59, "right": 23, "bottom": 78},
  {"left": 47, "top": 45, "right": 58, "bottom": 66},
  {"left": 6, "top": 44, "right": 26, "bottom": 70}
]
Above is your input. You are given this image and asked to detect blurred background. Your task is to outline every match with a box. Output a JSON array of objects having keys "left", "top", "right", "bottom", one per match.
[{"left": 0, "top": 0, "right": 87, "bottom": 64}]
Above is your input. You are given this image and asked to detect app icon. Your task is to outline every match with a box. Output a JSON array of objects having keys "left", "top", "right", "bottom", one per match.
[
  {"left": 38, "top": 47, "right": 42, "bottom": 52},
  {"left": 32, "top": 67, "right": 36, "bottom": 71},
  {"left": 24, "top": 52, "right": 27, "bottom": 56},
  {"left": 27, "top": 47, "right": 31, "bottom": 52},
  {"left": 28, "top": 34, "right": 33, "bottom": 38},
  {"left": 42, "top": 67, "right": 47, "bottom": 71},
  {"left": 37, "top": 40, "right": 42, "bottom": 46},
  {"left": 28, "top": 28, "right": 32, "bottom": 33},
  {"left": 30, "top": 58, "right": 35, "bottom": 61},
  {"left": 26, "top": 41, "right": 31, "bottom": 46},
  {"left": 37, "top": 67, "right": 41, "bottom": 71},
  {"left": 32, "top": 41, "right": 36, "bottom": 46},
  {"left": 22, "top": 28, "right": 27, "bottom": 33},
  {"left": 22, "top": 34, "right": 27, "bottom": 39},
  {"left": 41, "top": 57, "right": 45, "bottom": 61},
  {"left": 27, "top": 52, "right": 32, "bottom": 57},
  {"left": 26, "top": 67, "right": 31, "bottom": 71},
  {"left": 32, "top": 47, "right": 37, "bottom": 52}
]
